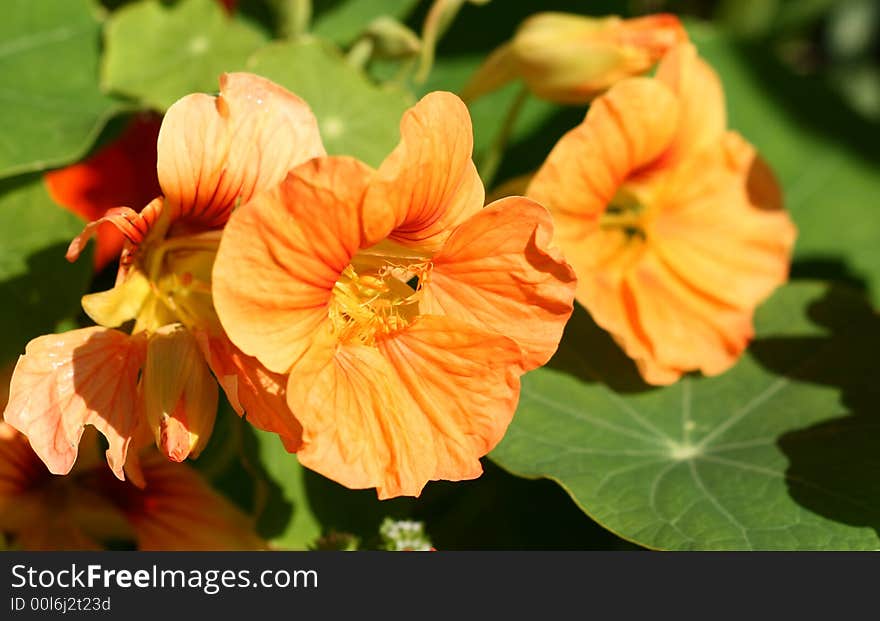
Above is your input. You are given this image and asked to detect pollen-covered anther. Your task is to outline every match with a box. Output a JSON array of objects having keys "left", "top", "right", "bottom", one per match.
[{"left": 329, "top": 261, "right": 430, "bottom": 345}]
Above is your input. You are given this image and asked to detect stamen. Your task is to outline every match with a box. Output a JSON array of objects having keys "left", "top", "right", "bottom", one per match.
[{"left": 329, "top": 258, "right": 431, "bottom": 346}]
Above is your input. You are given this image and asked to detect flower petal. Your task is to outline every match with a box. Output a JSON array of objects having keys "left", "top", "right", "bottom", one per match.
[
  {"left": 654, "top": 42, "right": 726, "bottom": 166},
  {"left": 213, "top": 156, "right": 373, "bottom": 374},
  {"left": 363, "top": 91, "right": 484, "bottom": 251},
  {"left": 527, "top": 77, "right": 679, "bottom": 228},
  {"left": 66, "top": 198, "right": 164, "bottom": 263},
  {"left": 3, "top": 327, "right": 146, "bottom": 479},
  {"left": 290, "top": 316, "right": 522, "bottom": 499},
  {"left": 199, "top": 332, "right": 303, "bottom": 451},
  {"left": 423, "top": 196, "right": 576, "bottom": 370},
  {"left": 143, "top": 324, "right": 218, "bottom": 462},
  {"left": 157, "top": 72, "right": 325, "bottom": 229},
  {"left": 651, "top": 133, "right": 796, "bottom": 311}
]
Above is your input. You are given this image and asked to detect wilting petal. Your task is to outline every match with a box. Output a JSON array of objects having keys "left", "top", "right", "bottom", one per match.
[
  {"left": 199, "top": 332, "right": 303, "bottom": 451},
  {"left": 423, "top": 197, "right": 576, "bottom": 370},
  {"left": 157, "top": 72, "right": 325, "bottom": 229},
  {"left": 67, "top": 198, "right": 164, "bottom": 263},
  {"left": 290, "top": 317, "right": 522, "bottom": 499},
  {"left": 213, "top": 156, "right": 373, "bottom": 374},
  {"left": 3, "top": 328, "right": 146, "bottom": 479},
  {"left": 45, "top": 115, "right": 162, "bottom": 270},
  {"left": 113, "top": 452, "right": 265, "bottom": 550},
  {"left": 363, "top": 91, "right": 484, "bottom": 251},
  {"left": 654, "top": 43, "right": 726, "bottom": 167},
  {"left": 143, "top": 324, "right": 218, "bottom": 462},
  {"left": 528, "top": 78, "right": 679, "bottom": 231}
]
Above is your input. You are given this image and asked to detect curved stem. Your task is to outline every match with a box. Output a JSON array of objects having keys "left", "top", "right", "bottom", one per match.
[{"left": 478, "top": 85, "right": 529, "bottom": 190}]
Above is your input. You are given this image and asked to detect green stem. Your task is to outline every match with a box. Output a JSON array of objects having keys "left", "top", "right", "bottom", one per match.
[
  {"left": 478, "top": 85, "right": 529, "bottom": 189},
  {"left": 346, "top": 38, "right": 374, "bottom": 70},
  {"left": 278, "top": 0, "right": 311, "bottom": 39}
]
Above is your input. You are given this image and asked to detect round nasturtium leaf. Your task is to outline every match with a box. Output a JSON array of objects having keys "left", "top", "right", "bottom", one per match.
[
  {"left": 102, "top": 0, "right": 268, "bottom": 111},
  {"left": 490, "top": 282, "right": 880, "bottom": 550},
  {"left": 0, "top": 0, "right": 122, "bottom": 179},
  {"left": 0, "top": 175, "right": 92, "bottom": 364},
  {"left": 247, "top": 39, "right": 412, "bottom": 168}
]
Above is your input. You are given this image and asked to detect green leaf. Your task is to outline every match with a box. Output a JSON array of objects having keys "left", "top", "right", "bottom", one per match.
[
  {"left": 0, "top": 0, "right": 121, "bottom": 178},
  {"left": 691, "top": 25, "right": 880, "bottom": 305},
  {"left": 247, "top": 39, "right": 412, "bottom": 167},
  {"left": 0, "top": 175, "right": 92, "bottom": 364},
  {"left": 312, "top": 0, "right": 420, "bottom": 46},
  {"left": 102, "top": 0, "right": 267, "bottom": 111},
  {"left": 490, "top": 282, "right": 880, "bottom": 550}
]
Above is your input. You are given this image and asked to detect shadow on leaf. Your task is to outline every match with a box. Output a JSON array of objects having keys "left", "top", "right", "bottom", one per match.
[
  {"left": 547, "top": 302, "right": 655, "bottom": 394},
  {"left": 752, "top": 284, "right": 880, "bottom": 535}
]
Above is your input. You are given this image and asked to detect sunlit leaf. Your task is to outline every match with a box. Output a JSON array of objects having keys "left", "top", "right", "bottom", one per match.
[
  {"left": 0, "top": 175, "right": 92, "bottom": 364},
  {"left": 247, "top": 39, "right": 411, "bottom": 167},
  {"left": 102, "top": 0, "right": 267, "bottom": 111},
  {"left": 491, "top": 282, "right": 880, "bottom": 550},
  {"left": 0, "top": 0, "right": 122, "bottom": 178}
]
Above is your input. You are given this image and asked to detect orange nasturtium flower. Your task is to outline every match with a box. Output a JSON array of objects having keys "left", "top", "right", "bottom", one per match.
[
  {"left": 3, "top": 73, "right": 322, "bottom": 479},
  {"left": 213, "top": 92, "right": 577, "bottom": 499},
  {"left": 528, "top": 44, "right": 797, "bottom": 385},
  {"left": 462, "top": 12, "right": 688, "bottom": 104},
  {"left": 0, "top": 422, "right": 263, "bottom": 550}
]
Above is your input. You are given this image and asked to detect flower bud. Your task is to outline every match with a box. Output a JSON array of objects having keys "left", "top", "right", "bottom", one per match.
[
  {"left": 144, "top": 324, "right": 218, "bottom": 462},
  {"left": 463, "top": 13, "right": 688, "bottom": 104}
]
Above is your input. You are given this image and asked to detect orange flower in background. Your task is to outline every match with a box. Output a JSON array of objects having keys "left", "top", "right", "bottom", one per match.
[
  {"left": 462, "top": 13, "right": 687, "bottom": 104},
  {"left": 0, "top": 423, "right": 263, "bottom": 550},
  {"left": 45, "top": 115, "right": 162, "bottom": 271},
  {"left": 4, "top": 73, "right": 321, "bottom": 479},
  {"left": 213, "top": 92, "right": 576, "bottom": 499},
  {"left": 528, "top": 44, "right": 797, "bottom": 385}
]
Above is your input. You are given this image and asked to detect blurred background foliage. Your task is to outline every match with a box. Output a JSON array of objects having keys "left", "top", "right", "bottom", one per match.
[{"left": 1, "top": 0, "right": 877, "bottom": 549}]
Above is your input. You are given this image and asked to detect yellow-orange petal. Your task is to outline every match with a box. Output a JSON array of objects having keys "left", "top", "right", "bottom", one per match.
[
  {"left": 114, "top": 452, "right": 265, "bottom": 550},
  {"left": 199, "top": 332, "right": 303, "bottom": 451},
  {"left": 423, "top": 196, "right": 576, "bottom": 370},
  {"left": 290, "top": 316, "right": 522, "bottom": 499},
  {"left": 362, "top": 91, "right": 484, "bottom": 252},
  {"left": 157, "top": 72, "right": 325, "bottom": 229},
  {"left": 654, "top": 42, "right": 726, "bottom": 167},
  {"left": 3, "top": 327, "right": 146, "bottom": 479},
  {"left": 143, "top": 324, "right": 218, "bottom": 462},
  {"left": 213, "top": 156, "right": 373, "bottom": 374},
  {"left": 651, "top": 134, "right": 796, "bottom": 312},
  {"left": 527, "top": 77, "right": 679, "bottom": 228}
]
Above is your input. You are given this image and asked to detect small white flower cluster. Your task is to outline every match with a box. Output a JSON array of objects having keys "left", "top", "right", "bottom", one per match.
[{"left": 379, "top": 518, "right": 433, "bottom": 552}]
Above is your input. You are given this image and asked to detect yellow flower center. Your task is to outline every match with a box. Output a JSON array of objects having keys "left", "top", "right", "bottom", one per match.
[
  {"left": 329, "top": 242, "right": 432, "bottom": 346},
  {"left": 600, "top": 187, "right": 649, "bottom": 241},
  {"left": 146, "top": 231, "right": 222, "bottom": 332}
]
